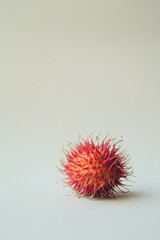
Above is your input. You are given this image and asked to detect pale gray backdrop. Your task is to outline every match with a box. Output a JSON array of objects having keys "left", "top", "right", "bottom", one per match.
[{"left": 0, "top": 1, "right": 160, "bottom": 240}]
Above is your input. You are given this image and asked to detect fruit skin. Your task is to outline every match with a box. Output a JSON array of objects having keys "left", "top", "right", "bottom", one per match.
[{"left": 60, "top": 135, "right": 133, "bottom": 198}]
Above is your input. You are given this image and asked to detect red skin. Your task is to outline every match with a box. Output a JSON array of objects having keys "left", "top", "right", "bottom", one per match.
[{"left": 61, "top": 136, "right": 132, "bottom": 198}]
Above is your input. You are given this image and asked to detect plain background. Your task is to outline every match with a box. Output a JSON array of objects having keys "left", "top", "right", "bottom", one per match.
[{"left": 0, "top": 0, "right": 160, "bottom": 239}]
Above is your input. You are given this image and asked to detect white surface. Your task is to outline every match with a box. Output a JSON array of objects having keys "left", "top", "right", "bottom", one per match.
[{"left": 1, "top": 1, "right": 160, "bottom": 239}]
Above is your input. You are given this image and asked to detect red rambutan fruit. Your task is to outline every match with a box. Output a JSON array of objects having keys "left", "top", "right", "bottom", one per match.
[{"left": 60, "top": 135, "right": 133, "bottom": 198}]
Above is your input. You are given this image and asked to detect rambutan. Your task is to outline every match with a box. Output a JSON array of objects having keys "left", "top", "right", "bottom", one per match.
[{"left": 60, "top": 135, "right": 133, "bottom": 198}]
